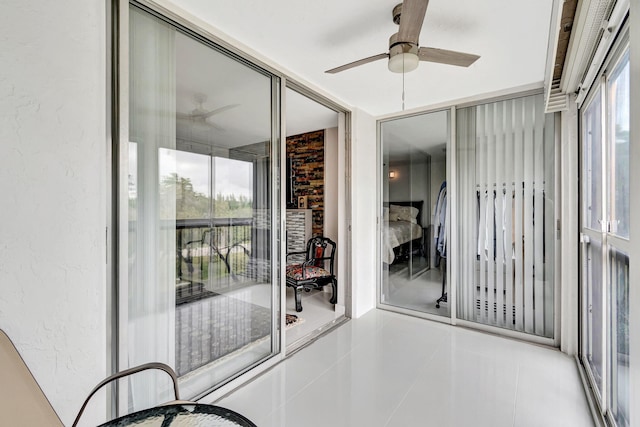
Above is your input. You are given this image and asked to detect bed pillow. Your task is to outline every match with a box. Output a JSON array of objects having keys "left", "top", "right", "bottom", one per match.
[{"left": 389, "top": 204, "right": 419, "bottom": 223}]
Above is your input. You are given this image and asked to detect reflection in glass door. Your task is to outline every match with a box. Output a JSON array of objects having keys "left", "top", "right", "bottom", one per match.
[
  {"left": 124, "top": 5, "right": 280, "bottom": 410},
  {"left": 580, "top": 46, "right": 630, "bottom": 426},
  {"left": 379, "top": 110, "right": 450, "bottom": 318}
]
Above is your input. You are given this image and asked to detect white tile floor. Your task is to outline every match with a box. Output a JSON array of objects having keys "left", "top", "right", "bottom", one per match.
[
  {"left": 285, "top": 287, "right": 340, "bottom": 347},
  {"left": 215, "top": 309, "right": 594, "bottom": 427}
]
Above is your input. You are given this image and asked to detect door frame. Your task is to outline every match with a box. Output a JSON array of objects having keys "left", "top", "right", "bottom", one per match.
[
  {"left": 111, "top": 0, "right": 353, "bottom": 412},
  {"left": 281, "top": 80, "right": 353, "bottom": 353}
]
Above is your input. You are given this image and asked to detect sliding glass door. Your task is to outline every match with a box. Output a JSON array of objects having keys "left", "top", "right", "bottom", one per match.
[
  {"left": 122, "top": 4, "right": 280, "bottom": 410},
  {"left": 456, "top": 93, "right": 556, "bottom": 339},
  {"left": 580, "top": 43, "right": 630, "bottom": 426}
]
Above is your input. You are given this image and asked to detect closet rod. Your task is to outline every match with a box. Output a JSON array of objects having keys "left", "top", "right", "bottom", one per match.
[{"left": 475, "top": 181, "right": 546, "bottom": 188}]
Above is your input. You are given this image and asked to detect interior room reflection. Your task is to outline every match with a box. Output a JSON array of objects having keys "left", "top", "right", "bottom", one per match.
[{"left": 381, "top": 110, "right": 449, "bottom": 317}]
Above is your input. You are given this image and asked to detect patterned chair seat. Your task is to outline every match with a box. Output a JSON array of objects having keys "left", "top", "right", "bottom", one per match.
[{"left": 286, "top": 264, "right": 331, "bottom": 281}]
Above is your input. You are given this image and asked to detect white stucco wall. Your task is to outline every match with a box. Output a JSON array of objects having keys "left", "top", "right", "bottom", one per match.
[
  {"left": 0, "top": 1, "right": 108, "bottom": 424},
  {"left": 350, "top": 108, "right": 377, "bottom": 317}
]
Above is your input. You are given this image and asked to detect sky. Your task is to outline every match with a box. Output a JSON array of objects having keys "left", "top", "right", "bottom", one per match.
[{"left": 131, "top": 146, "right": 254, "bottom": 200}]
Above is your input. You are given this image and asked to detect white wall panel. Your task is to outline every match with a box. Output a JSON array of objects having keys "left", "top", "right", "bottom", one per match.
[
  {"left": 0, "top": 1, "right": 108, "bottom": 424},
  {"left": 351, "top": 108, "right": 377, "bottom": 317}
]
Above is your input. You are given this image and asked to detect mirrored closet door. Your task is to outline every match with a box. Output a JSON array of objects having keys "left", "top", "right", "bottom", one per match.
[{"left": 379, "top": 110, "right": 450, "bottom": 318}]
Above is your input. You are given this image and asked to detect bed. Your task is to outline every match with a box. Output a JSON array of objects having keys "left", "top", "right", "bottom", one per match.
[{"left": 383, "top": 201, "right": 425, "bottom": 265}]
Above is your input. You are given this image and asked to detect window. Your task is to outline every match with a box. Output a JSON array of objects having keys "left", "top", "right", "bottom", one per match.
[{"left": 579, "top": 43, "right": 630, "bottom": 427}]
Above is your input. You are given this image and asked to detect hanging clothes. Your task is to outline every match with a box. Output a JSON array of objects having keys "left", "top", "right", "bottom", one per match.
[{"left": 434, "top": 181, "right": 447, "bottom": 265}]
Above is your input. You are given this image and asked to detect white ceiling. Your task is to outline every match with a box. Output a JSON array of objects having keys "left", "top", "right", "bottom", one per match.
[{"left": 171, "top": 0, "right": 555, "bottom": 116}]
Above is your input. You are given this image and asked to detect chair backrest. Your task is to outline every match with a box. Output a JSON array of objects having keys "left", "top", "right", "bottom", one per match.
[
  {"left": 305, "top": 236, "right": 336, "bottom": 274},
  {"left": 0, "top": 330, "right": 64, "bottom": 426}
]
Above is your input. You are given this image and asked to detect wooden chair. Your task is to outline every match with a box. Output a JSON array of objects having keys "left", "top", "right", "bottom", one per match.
[{"left": 286, "top": 236, "right": 337, "bottom": 312}]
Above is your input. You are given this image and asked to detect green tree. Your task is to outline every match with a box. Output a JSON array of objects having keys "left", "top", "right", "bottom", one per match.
[{"left": 159, "top": 173, "right": 253, "bottom": 219}]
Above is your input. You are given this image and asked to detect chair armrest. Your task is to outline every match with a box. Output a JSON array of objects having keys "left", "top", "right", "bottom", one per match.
[{"left": 72, "top": 362, "right": 187, "bottom": 427}]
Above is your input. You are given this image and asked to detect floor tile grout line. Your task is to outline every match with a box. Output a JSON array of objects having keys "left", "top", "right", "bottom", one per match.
[
  {"left": 511, "top": 364, "right": 521, "bottom": 427},
  {"left": 253, "top": 310, "right": 457, "bottom": 423},
  {"left": 271, "top": 309, "right": 405, "bottom": 415},
  {"left": 382, "top": 334, "right": 449, "bottom": 427},
  {"left": 257, "top": 316, "right": 379, "bottom": 422}
]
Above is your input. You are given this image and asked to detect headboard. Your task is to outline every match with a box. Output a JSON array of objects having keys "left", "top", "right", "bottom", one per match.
[{"left": 386, "top": 200, "right": 424, "bottom": 227}]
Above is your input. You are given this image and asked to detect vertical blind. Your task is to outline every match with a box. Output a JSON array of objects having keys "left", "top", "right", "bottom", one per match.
[
  {"left": 128, "top": 7, "right": 177, "bottom": 410},
  {"left": 457, "top": 94, "right": 555, "bottom": 338}
]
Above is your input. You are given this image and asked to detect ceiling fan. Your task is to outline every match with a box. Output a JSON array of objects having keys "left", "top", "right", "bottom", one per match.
[
  {"left": 325, "top": 0, "right": 480, "bottom": 74},
  {"left": 177, "top": 94, "right": 239, "bottom": 130}
]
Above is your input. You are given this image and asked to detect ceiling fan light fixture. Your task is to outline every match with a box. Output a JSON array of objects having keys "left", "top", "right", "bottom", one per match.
[
  {"left": 388, "top": 51, "right": 419, "bottom": 73},
  {"left": 388, "top": 41, "right": 419, "bottom": 73}
]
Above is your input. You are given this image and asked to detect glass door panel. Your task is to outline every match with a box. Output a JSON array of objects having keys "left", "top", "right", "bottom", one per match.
[
  {"left": 582, "top": 87, "right": 603, "bottom": 232},
  {"left": 607, "top": 51, "right": 630, "bottom": 239},
  {"left": 609, "top": 248, "right": 629, "bottom": 426},
  {"left": 579, "top": 44, "right": 630, "bottom": 426},
  {"left": 605, "top": 49, "right": 630, "bottom": 426},
  {"left": 125, "top": 5, "right": 279, "bottom": 410},
  {"left": 456, "top": 94, "right": 555, "bottom": 338},
  {"left": 585, "top": 238, "right": 604, "bottom": 395},
  {"left": 379, "top": 110, "right": 450, "bottom": 317}
]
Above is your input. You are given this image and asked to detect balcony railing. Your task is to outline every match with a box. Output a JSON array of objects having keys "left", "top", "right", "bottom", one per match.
[{"left": 176, "top": 218, "right": 254, "bottom": 298}]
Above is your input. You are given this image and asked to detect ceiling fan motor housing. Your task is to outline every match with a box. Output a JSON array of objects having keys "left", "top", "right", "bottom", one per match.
[
  {"left": 389, "top": 33, "right": 418, "bottom": 52},
  {"left": 388, "top": 33, "right": 419, "bottom": 72}
]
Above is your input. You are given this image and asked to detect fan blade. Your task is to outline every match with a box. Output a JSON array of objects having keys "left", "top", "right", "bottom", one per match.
[
  {"left": 325, "top": 53, "right": 389, "bottom": 74},
  {"left": 397, "top": 0, "right": 429, "bottom": 44},
  {"left": 418, "top": 47, "right": 480, "bottom": 67},
  {"left": 194, "top": 103, "right": 240, "bottom": 119}
]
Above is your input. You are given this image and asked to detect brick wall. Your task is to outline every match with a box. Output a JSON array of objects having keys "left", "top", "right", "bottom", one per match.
[{"left": 286, "top": 130, "right": 324, "bottom": 236}]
